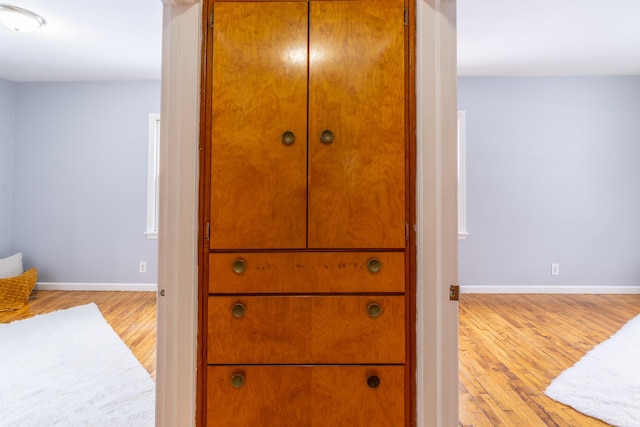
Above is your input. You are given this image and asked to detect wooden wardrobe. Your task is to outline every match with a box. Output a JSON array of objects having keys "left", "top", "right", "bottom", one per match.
[{"left": 198, "top": 0, "right": 416, "bottom": 425}]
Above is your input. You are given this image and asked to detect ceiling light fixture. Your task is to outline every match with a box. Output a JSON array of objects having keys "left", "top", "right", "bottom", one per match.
[{"left": 0, "top": 4, "right": 45, "bottom": 32}]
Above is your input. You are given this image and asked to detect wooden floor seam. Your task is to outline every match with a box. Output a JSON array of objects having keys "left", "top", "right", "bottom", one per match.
[{"left": 3, "top": 290, "right": 638, "bottom": 426}]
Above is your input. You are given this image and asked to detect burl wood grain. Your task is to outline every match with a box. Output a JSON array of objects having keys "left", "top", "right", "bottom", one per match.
[
  {"left": 209, "top": 251, "right": 405, "bottom": 293},
  {"left": 207, "top": 365, "right": 404, "bottom": 427},
  {"left": 208, "top": 295, "right": 405, "bottom": 364},
  {"left": 210, "top": 2, "right": 308, "bottom": 249},
  {"left": 308, "top": 0, "right": 406, "bottom": 249}
]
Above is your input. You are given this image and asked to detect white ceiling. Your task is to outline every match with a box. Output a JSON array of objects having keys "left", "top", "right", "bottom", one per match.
[
  {"left": 0, "top": 0, "right": 162, "bottom": 82},
  {"left": 0, "top": 1, "right": 639, "bottom": 82},
  {"left": 458, "top": 0, "right": 640, "bottom": 76}
]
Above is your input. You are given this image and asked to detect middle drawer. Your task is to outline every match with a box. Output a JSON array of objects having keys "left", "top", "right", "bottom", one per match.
[{"left": 207, "top": 295, "right": 405, "bottom": 364}]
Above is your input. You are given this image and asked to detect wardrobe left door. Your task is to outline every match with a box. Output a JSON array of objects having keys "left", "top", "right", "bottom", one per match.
[{"left": 209, "top": 2, "right": 309, "bottom": 250}]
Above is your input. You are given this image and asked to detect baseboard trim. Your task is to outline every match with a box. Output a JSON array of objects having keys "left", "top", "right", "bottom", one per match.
[
  {"left": 461, "top": 285, "right": 640, "bottom": 294},
  {"left": 35, "top": 282, "right": 157, "bottom": 292}
]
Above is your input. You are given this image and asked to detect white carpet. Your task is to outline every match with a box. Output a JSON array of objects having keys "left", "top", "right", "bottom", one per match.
[
  {"left": 0, "top": 303, "right": 155, "bottom": 426},
  {"left": 545, "top": 313, "right": 640, "bottom": 427}
]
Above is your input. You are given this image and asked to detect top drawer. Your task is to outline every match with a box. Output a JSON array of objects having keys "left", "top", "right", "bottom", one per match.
[{"left": 209, "top": 252, "right": 405, "bottom": 294}]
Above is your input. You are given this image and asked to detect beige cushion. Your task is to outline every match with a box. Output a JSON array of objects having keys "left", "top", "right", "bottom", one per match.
[{"left": 0, "top": 253, "right": 23, "bottom": 279}]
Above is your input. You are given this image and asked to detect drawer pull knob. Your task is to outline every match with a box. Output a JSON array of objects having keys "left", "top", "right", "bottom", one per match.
[
  {"left": 232, "top": 303, "right": 246, "bottom": 318},
  {"left": 367, "top": 258, "right": 381, "bottom": 273},
  {"left": 231, "top": 373, "right": 245, "bottom": 388},
  {"left": 367, "top": 303, "right": 382, "bottom": 318},
  {"left": 282, "top": 130, "right": 296, "bottom": 145},
  {"left": 367, "top": 375, "right": 381, "bottom": 389},
  {"left": 232, "top": 259, "right": 246, "bottom": 274},
  {"left": 320, "top": 129, "right": 334, "bottom": 144}
]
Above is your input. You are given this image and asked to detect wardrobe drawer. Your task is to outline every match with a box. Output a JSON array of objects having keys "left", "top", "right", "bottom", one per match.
[
  {"left": 207, "top": 295, "right": 405, "bottom": 364},
  {"left": 209, "top": 252, "right": 404, "bottom": 293},
  {"left": 207, "top": 365, "right": 405, "bottom": 427}
]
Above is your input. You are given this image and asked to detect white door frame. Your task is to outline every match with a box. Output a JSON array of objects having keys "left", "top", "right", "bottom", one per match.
[
  {"left": 155, "top": 1, "right": 458, "bottom": 425},
  {"left": 415, "top": 1, "right": 459, "bottom": 425},
  {"left": 156, "top": 1, "right": 201, "bottom": 425}
]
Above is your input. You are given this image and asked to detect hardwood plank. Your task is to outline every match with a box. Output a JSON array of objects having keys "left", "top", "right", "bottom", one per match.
[
  {"left": 459, "top": 294, "right": 640, "bottom": 426},
  {"left": 5, "top": 290, "right": 635, "bottom": 426},
  {"left": 0, "top": 290, "right": 156, "bottom": 379}
]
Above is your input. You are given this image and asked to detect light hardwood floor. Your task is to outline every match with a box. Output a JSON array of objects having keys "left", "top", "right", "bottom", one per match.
[
  {"left": 3, "top": 290, "right": 638, "bottom": 426},
  {"left": 460, "top": 293, "right": 640, "bottom": 427},
  {"left": 0, "top": 290, "right": 157, "bottom": 379}
]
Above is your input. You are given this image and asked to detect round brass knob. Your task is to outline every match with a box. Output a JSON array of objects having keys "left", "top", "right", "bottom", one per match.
[
  {"left": 367, "top": 303, "right": 382, "bottom": 318},
  {"left": 232, "top": 303, "right": 246, "bottom": 318},
  {"left": 367, "top": 375, "right": 381, "bottom": 389},
  {"left": 232, "top": 258, "right": 246, "bottom": 274},
  {"left": 231, "top": 373, "right": 245, "bottom": 388},
  {"left": 367, "top": 258, "right": 381, "bottom": 273},
  {"left": 282, "top": 130, "right": 296, "bottom": 145},
  {"left": 320, "top": 129, "right": 334, "bottom": 144}
]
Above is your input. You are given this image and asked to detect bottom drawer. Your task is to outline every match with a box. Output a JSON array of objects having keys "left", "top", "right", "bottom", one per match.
[{"left": 207, "top": 365, "right": 405, "bottom": 427}]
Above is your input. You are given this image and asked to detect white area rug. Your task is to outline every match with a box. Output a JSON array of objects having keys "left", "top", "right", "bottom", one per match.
[
  {"left": 545, "top": 313, "right": 640, "bottom": 427},
  {"left": 0, "top": 303, "right": 155, "bottom": 426}
]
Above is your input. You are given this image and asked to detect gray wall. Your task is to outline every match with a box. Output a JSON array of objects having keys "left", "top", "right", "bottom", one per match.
[
  {"left": 0, "top": 79, "right": 16, "bottom": 257},
  {"left": 10, "top": 81, "right": 160, "bottom": 283},
  {"left": 458, "top": 77, "right": 640, "bottom": 289}
]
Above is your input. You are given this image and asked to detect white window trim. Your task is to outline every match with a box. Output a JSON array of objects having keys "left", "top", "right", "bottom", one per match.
[
  {"left": 145, "top": 113, "right": 160, "bottom": 239},
  {"left": 458, "top": 110, "right": 469, "bottom": 239}
]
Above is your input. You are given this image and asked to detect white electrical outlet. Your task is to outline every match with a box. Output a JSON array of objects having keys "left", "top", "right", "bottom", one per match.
[
  {"left": 551, "top": 263, "right": 560, "bottom": 275},
  {"left": 139, "top": 261, "right": 147, "bottom": 274}
]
